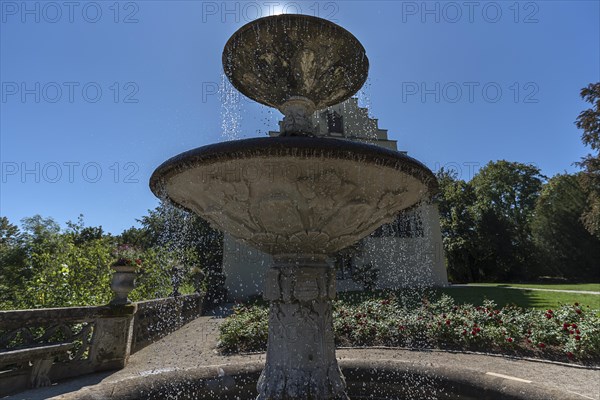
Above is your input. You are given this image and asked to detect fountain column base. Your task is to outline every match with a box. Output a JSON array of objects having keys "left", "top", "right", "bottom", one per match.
[
  {"left": 279, "top": 97, "right": 316, "bottom": 137},
  {"left": 257, "top": 256, "right": 349, "bottom": 400}
]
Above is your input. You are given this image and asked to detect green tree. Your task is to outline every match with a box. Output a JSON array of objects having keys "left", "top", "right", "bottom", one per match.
[
  {"left": 17, "top": 216, "right": 114, "bottom": 308},
  {"left": 65, "top": 214, "right": 107, "bottom": 245},
  {"left": 134, "top": 202, "right": 225, "bottom": 306},
  {"left": 0, "top": 217, "right": 27, "bottom": 309},
  {"left": 0, "top": 216, "right": 20, "bottom": 245},
  {"left": 0, "top": 211, "right": 219, "bottom": 310},
  {"left": 575, "top": 82, "right": 600, "bottom": 238},
  {"left": 435, "top": 169, "right": 478, "bottom": 282},
  {"left": 20, "top": 215, "right": 61, "bottom": 249},
  {"left": 119, "top": 226, "right": 152, "bottom": 250},
  {"left": 532, "top": 173, "right": 600, "bottom": 281},
  {"left": 470, "top": 161, "right": 545, "bottom": 281},
  {"left": 128, "top": 247, "right": 176, "bottom": 301}
]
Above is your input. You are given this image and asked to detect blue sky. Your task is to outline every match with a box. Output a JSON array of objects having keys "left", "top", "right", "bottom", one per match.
[{"left": 1, "top": 0, "right": 599, "bottom": 234}]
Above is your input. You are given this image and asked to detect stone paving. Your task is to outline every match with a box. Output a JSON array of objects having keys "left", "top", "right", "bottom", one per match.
[{"left": 7, "top": 315, "right": 600, "bottom": 400}]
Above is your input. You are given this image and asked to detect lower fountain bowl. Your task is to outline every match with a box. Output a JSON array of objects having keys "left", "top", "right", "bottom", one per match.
[{"left": 150, "top": 137, "right": 438, "bottom": 256}]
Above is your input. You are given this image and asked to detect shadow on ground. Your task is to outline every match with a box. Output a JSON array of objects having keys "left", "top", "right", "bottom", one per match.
[{"left": 4, "top": 371, "right": 114, "bottom": 400}]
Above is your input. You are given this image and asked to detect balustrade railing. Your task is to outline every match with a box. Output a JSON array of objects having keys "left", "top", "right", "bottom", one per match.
[{"left": 0, "top": 293, "right": 203, "bottom": 396}]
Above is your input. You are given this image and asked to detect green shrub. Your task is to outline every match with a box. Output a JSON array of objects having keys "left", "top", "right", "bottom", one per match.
[
  {"left": 218, "top": 295, "right": 600, "bottom": 364},
  {"left": 218, "top": 305, "right": 269, "bottom": 353}
]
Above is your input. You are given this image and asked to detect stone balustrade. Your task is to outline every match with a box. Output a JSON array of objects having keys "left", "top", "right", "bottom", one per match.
[{"left": 0, "top": 293, "right": 203, "bottom": 397}]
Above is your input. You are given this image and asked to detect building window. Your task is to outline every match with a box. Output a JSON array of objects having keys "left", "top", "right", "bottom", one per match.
[{"left": 327, "top": 111, "right": 344, "bottom": 134}]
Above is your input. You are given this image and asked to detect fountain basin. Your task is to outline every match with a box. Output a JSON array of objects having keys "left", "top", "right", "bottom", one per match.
[
  {"left": 60, "top": 359, "right": 581, "bottom": 400},
  {"left": 150, "top": 137, "right": 437, "bottom": 256}
]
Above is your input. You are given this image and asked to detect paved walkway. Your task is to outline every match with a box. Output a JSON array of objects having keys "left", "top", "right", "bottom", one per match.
[{"left": 8, "top": 316, "right": 600, "bottom": 400}]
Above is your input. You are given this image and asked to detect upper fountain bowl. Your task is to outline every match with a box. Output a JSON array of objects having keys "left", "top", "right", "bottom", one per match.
[{"left": 222, "top": 14, "right": 369, "bottom": 110}]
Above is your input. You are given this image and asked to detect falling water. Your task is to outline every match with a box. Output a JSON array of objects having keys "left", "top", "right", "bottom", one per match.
[
  {"left": 220, "top": 73, "right": 243, "bottom": 141},
  {"left": 357, "top": 77, "right": 373, "bottom": 116},
  {"left": 257, "top": 106, "right": 278, "bottom": 137}
]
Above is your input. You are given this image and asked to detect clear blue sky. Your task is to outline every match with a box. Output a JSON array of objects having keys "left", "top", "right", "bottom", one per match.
[{"left": 1, "top": 1, "right": 599, "bottom": 234}]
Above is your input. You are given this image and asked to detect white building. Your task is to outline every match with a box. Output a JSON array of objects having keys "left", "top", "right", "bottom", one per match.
[{"left": 222, "top": 98, "right": 448, "bottom": 300}]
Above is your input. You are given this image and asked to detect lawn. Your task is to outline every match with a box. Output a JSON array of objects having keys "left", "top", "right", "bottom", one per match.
[
  {"left": 337, "top": 286, "right": 600, "bottom": 310},
  {"left": 466, "top": 283, "right": 600, "bottom": 292},
  {"left": 440, "top": 286, "right": 599, "bottom": 310}
]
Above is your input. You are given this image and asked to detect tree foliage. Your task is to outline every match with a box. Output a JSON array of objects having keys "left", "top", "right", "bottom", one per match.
[
  {"left": 134, "top": 202, "right": 225, "bottom": 306},
  {"left": 531, "top": 174, "right": 600, "bottom": 281},
  {"left": 436, "top": 169, "right": 477, "bottom": 282},
  {"left": 437, "top": 161, "right": 599, "bottom": 283},
  {"left": 575, "top": 82, "right": 600, "bottom": 238},
  {"left": 470, "top": 161, "right": 545, "bottom": 281},
  {"left": 0, "top": 217, "right": 27, "bottom": 309},
  {"left": 0, "top": 204, "right": 224, "bottom": 311}
]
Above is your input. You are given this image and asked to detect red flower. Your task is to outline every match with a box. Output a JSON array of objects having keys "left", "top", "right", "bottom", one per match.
[
  {"left": 135, "top": 258, "right": 142, "bottom": 265},
  {"left": 566, "top": 352, "right": 574, "bottom": 359},
  {"left": 574, "top": 303, "right": 579, "bottom": 306},
  {"left": 576, "top": 309, "right": 582, "bottom": 314},
  {"left": 462, "top": 330, "right": 467, "bottom": 336},
  {"left": 571, "top": 323, "right": 578, "bottom": 329},
  {"left": 445, "top": 319, "right": 451, "bottom": 325},
  {"left": 575, "top": 335, "right": 581, "bottom": 341},
  {"left": 506, "top": 337, "right": 513, "bottom": 343},
  {"left": 538, "top": 343, "right": 545, "bottom": 348}
]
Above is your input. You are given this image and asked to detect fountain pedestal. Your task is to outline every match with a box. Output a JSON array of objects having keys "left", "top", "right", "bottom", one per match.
[{"left": 258, "top": 256, "right": 348, "bottom": 400}]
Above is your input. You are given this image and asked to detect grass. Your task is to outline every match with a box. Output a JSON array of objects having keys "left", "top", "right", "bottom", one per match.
[
  {"left": 465, "top": 283, "right": 600, "bottom": 292},
  {"left": 441, "top": 287, "right": 599, "bottom": 310},
  {"left": 337, "top": 286, "right": 600, "bottom": 311}
]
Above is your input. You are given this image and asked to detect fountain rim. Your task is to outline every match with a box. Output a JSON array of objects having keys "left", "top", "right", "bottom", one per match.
[
  {"left": 149, "top": 136, "right": 438, "bottom": 201},
  {"left": 51, "top": 358, "right": 580, "bottom": 400},
  {"left": 221, "top": 13, "right": 370, "bottom": 109}
]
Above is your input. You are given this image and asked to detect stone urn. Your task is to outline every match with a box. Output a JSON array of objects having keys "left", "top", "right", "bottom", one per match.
[
  {"left": 109, "top": 263, "right": 136, "bottom": 305},
  {"left": 150, "top": 14, "right": 438, "bottom": 400}
]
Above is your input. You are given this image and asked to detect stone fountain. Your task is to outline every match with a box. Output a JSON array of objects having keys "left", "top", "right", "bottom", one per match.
[{"left": 150, "top": 14, "right": 437, "bottom": 400}]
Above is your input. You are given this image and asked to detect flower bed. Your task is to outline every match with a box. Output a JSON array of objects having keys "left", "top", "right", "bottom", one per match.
[{"left": 218, "top": 295, "right": 600, "bottom": 364}]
